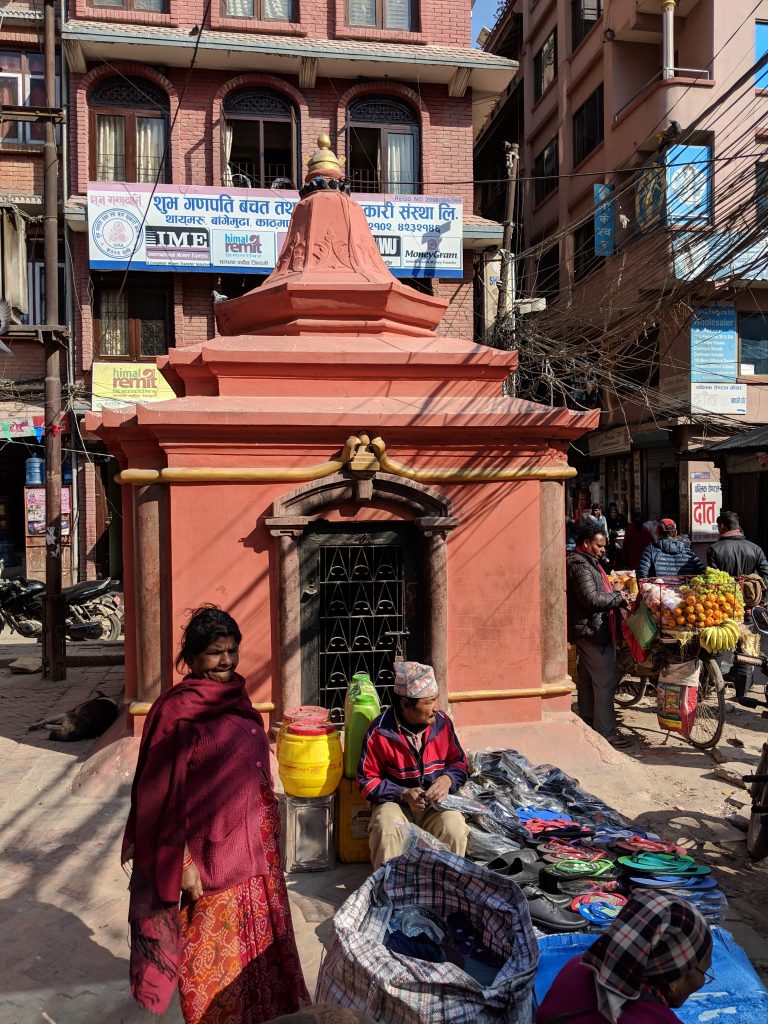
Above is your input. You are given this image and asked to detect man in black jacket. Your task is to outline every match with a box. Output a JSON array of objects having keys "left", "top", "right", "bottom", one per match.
[
  {"left": 707, "top": 510, "right": 768, "bottom": 697},
  {"left": 566, "top": 525, "right": 631, "bottom": 749}
]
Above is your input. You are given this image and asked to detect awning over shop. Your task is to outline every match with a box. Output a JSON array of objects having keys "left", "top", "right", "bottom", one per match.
[{"left": 0, "top": 401, "right": 45, "bottom": 440}]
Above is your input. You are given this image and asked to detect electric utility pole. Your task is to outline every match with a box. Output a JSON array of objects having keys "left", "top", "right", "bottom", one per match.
[
  {"left": 41, "top": 0, "right": 65, "bottom": 680},
  {"left": 496, "top": 141, "right": 519, "bottom": 323}
]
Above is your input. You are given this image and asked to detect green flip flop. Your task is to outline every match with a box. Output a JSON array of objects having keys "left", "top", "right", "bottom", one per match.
[{"left": 617, "top": 853, "right": 710, "bottom": 877}]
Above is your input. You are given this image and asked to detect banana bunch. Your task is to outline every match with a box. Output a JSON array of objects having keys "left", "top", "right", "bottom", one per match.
[{"left": 699, "top": 618, "right": 741, "bottom": 654}]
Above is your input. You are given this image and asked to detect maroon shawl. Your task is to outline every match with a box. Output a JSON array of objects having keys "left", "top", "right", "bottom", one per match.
[{"left": 123, "top": 673, "right": 264, "bottom": 1013}]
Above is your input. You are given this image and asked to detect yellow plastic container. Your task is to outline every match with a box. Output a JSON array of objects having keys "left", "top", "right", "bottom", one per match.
[
  {"left": 278, "top": 722, "right": 343, "bottom": 798},
  {"left": 336, "top": 776, "right": 372, "bottom": 863},
  {"left": 276, "top": 705, "right": 329, "bottom": 755}
]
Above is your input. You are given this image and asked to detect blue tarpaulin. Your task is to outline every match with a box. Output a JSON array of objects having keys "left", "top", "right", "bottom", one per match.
[{"left": 534, "top": 927, "right": 768, "bottom": 1023}]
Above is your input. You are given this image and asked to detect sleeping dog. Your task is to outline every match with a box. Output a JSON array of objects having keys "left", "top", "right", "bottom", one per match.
[{"left": 29, "top": 691, "right": 119, "bottom": 741}]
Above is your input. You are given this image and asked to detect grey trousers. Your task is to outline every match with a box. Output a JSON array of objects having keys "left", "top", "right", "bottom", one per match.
[{"left": 574, "top": 639, "right": 618, "bottom": 737}]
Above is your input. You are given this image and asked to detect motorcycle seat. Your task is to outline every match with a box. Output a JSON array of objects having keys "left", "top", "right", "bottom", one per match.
[{"left": 63, "top": 578, "right": 114, "bottom": 603}]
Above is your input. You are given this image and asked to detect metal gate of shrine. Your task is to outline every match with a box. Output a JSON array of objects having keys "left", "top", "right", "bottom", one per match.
[{"left": 299, "top": 522, "right": 422, "bottom": 720}]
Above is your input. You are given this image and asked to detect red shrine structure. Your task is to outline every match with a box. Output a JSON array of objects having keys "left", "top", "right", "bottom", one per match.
[{"left": 87, "top": 136, "right": 598, "bottom": 735}]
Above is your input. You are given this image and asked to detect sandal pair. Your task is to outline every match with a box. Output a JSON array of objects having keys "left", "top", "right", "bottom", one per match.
[{"left": 618, "top": 852, "right": 711, "bottom": 877}]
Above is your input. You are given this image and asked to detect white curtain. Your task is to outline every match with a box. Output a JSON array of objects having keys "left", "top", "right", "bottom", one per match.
[
  {"left": 385, "top": 0, "right": 412, "bottom": 30},
  {"left": 226, "top": 0, "right": 253, "bottom": 14},
  {"left": 134, "top": 0, "right": 165, "bottom": 10},
  {"left": 264, "top": 0, "right": 291, "bottom": 17},
  {"left": 96, "top": 114, "right": 125, "bottom": 181},
  {"left": 223, "top": 119, "right": 234, "bottom": 185},
  {"left": 349, "top": 0, "right": 376, "bottom": 26},
  {"left": 99, "top": 288, "right": 128, "bottom": 358},
  {"left": 137, "top": 117, "right": 165, "bottom": 183},
  {"left": 387, "top": 133, "right": 415, "bottom": 194}
]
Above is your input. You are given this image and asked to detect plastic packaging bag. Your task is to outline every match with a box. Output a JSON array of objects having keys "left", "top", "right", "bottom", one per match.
[
  {"left": 657, "top": 677, "right": 699, "bottom": 738},
  {"left": 466, "top": 826, "right": 523, "bottom": 863}
]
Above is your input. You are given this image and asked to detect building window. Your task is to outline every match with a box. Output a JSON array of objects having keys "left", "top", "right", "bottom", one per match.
[
  {"left": 223, "top": 88, "right": 296, "bottom": 188},
  {"left": 347, "top": 0, "right": 415, "bottom": 31},
  {"left": 0, "top": 51, "right": 59, "bottom": 144},
  {"left": 757, "top": 161, "right": 768, "bottom": 223},
  {"left": 91, "top": 0, "right": 168, "bottom": 11},
  {"left": 756, "top": 22, "right": 768, "bottom": 88},
  {"left": 88, "top": 76, "right": 169, "bottom": 183},
  {"left": 533, "top": 137, "right": 558, "bottom": 205},
  {"left": 572, "top": 0, "right": 602, "bottom": 51},
  {"left": 347, "top": 96, "right": 419, "bottom": 193},
  {"left": 573, "top": 218, "right": 603, "bottom": 281},
  {"left": 22, "top": 258, "right": 65, "bottom": 325},
  {"left": 93, "top": 273, "right": 173, "bottom": 360},
  {"left": 533, "top": 30, "right": 557, "bottom": 101},
  {"left": 223, "top": 0, "right": 294, "bottom": 17},
  {"left": 739, "top": 312, "right": 768, "bottom": 376},
  {"left": 572, "top": 84, "right": 604, "bottom": 166},
  {"left": 536, "top": 245, "right": 559, "bottom": 300}
]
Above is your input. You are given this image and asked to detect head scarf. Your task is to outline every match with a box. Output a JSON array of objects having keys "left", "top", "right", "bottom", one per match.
[
  {"left": 582, "top": 891, "right": 712, "bottom": 1023},
  {"left": 394, "top": 661, "right": 438, "bottom": 698}
]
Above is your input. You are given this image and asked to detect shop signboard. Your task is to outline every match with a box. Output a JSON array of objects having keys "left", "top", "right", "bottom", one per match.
[
  {"left": 690, "top": 382, "right": 747, "bottom": 415},
  {"left": 593, "top": 183, "right": 615, "bottom": 256},
  {"left": 87, "top": 183, "right": 464, "bottom": 279},
  {"left": 690, "top": 474, "right": 721, "bottom": 542},
  {"left": 91, "top": 361, "right": 177, "bottom": 411},
  {"left": 665, "top": 144, "right": 711, "bottom": 226},
  {"left": 587, "top": 426, "right": 631, "bottom": 457},
  {"left": 690, "top": 305, "right": 737, "bottom": 383},
  {"left": 26, "top": 486, "right": 71, "bottom": 537},
  {"left": 673, "top": 230, "right": 768, "bottom": 282},
  {"left": 0, "top": 414, "right": 44, "bottom": 439}
]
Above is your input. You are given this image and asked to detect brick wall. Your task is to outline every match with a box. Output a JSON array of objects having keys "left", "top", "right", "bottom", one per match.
[{"left": 68, "top": 0, "right": 473, "bottom": 48}]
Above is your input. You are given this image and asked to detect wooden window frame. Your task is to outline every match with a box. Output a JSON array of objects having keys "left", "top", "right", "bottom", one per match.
[
  {"left": 345, "top": 0, "right": 417, "bottom": 32},
  {"left": 93, "top": 273, "right": 173, "bottom": 362},
  {"left": 222, "top": 94, "right": 297, "bottom": 188},
  {"left": 346, "top": 99, "right": 420, "bottom": 193},
  {"left": 89, "top": 106, "right": 167, "bottom": 184},
  {"left": 0, "top": 50, "right": 58, "bottom": 145},
  {"left": 221, "top": 0, "right": 296, "bottom": 19}
]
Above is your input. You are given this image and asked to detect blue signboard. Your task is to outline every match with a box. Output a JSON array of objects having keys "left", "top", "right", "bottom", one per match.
[
  {"left": 690, "top": 305, "right": 738, "bottom": 384},
  {"left": 665, "top": 144, "right": 711, "bottom": 225},
  {"left": 756, "top": 22, "right": 768, "bottom": 89},
  {"left": 594, "top": 183, "right": 615, "bottom": 256}
]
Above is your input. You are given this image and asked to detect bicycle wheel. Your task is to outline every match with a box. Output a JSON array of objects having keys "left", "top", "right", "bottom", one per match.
[
  {"left": 747, "top": 743, "right": 768, "bottom": 862},
  {"left": 615, "top": 674, "right": 648, "bottom": 707},
  {"left": 688, "top": 658, "right": 725, "bottom": 750}
]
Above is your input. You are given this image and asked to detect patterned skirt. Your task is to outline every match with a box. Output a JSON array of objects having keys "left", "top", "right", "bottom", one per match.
[{"left": 178, "top": 784, "right": 311, "bottom": 1024}]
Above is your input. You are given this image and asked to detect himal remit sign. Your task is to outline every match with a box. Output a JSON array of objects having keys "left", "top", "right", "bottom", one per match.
[{"left": 145, "top": 226, "right": 210, "bottom": 265}]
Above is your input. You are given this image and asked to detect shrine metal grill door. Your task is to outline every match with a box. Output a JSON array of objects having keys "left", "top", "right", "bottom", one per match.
[{"left": 299, "top": 523, "right": 422, "bottom": 721}]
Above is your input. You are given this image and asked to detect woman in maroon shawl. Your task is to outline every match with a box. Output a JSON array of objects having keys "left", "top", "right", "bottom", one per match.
[{"left": 123, "top": 605, "right": 310, "bottom": 1022}]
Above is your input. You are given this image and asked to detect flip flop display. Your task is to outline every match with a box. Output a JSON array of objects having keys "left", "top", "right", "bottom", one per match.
[
  {"left": 543, "top": 858, "right": 616, "bottom": 879},
  {"left": 612, "top": 837, "right": 686, "bottom": 856},
  {"left": 617, "top": 853, "right": 711, "bottom": 877}
]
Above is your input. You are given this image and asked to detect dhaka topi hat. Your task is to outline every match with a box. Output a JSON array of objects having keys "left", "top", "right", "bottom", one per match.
[
  {"left": 582, "top": 891, "right": 712, "bottom": 1023},
  {"left": 393, "top": 661, "right": 438, "bottom": 699}
]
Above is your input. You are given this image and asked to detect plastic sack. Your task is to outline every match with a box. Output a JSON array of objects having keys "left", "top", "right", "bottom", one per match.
[
  {"left": 627, "top": 600, "right": 658, "bottom": 651},
  {"left": 657, "top": 678, "right": 699, "bottom": 738},
  {"left": 466, "top": 826, "right": 523, "bottom": 863},
  {"left": 316, "top": 847, "right": 539, "bottom": 1024},
  {"left": 662, "top": 659, "right": 700, "bottom": 687}
]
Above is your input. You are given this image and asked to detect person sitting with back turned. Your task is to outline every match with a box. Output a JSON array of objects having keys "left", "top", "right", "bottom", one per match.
[
  {"left": 707, "top": 509, "right": 768, "bottom": 587},
  {"left": 357, "top": 661, "right": 469, "bottom": 870},
  {"left": 637, "top": 519, "right": 704, "bottom": 580}
]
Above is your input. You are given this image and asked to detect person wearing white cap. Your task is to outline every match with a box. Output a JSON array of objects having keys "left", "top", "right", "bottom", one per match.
[{"left": 356, "top": 661, "right": 469, "bottom": 869}]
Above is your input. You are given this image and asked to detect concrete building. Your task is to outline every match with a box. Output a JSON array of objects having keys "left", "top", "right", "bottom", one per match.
[
  {"left": 0, "top": 1, "right": 71, "bottom": 583},
  {"left": 476, "top": 0, "right": 768, "bottom": 554},
  {"left": 60, "top": 0, "right": 516, "bottom": 578}
]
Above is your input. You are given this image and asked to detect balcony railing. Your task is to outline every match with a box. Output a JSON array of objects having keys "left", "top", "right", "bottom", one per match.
[{"left": 614, "top": 67, "right": 712, "bottom": 122}]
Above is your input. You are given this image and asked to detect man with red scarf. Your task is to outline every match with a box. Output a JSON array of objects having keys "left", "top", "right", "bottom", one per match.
[{"left": 566, "top": 525, "right": 631, "bottom": 749}]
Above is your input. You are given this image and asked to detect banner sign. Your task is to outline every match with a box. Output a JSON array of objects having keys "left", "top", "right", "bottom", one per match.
[
  {"left": 0, "top": 414, "right": 44, "bottom": 438},
  {"left": 26, "top": 486, "right": 71, "bottom": 537},
  {"left": 691, "top": 382, "right": 747, "bottom": 415},
  {"left": 593, "top": 183, "right": 615, "bottom": 256},
  {"left": 635, "top": 158, "right": 665, "bottom": 232},
  {"left": 665, "top": 144, "right": 711, "bottom": 226},
  {"left": 690, "top": 305, "right": 737, "bottom": 383},
  {"left": 87, "top": 183, "right": 464, "bottom": 279},
  {"left": 690, "top": 475, "right": 722, "bottom": 542},
  {"left": 91, "top": 361, "right": 177, "bottom": 411},
  {"left": 673, "top": 230, "right": 768, "bottom": 282}
]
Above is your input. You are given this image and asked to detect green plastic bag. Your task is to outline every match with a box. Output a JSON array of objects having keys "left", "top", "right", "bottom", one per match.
[{"left": 627, "top": 601, "right": 657, "bottom": 651}]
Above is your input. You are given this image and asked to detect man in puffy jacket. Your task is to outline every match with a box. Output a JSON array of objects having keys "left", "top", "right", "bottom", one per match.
[
  {"left": 357, "top": 661, "right": 469, "bottom": 869},
  {"left": 566, "top": 525, "right": 630, "bottom": 749},
  {"left": 637, "top": 519, "right": 704, "bottom": 579}
]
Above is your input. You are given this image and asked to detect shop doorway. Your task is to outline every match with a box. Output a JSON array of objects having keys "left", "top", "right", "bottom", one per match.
[{"left": 299, "top": 521, "right": 422, "bottom": 721}]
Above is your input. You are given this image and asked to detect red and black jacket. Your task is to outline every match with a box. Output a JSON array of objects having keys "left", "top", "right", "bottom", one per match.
[{"left": 357, "top": 706, "right": 468, "bottom": 804}]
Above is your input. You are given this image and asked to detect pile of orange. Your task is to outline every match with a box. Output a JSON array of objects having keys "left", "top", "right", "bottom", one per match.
[{"left": 660, "top": 589, "right": 737, "bottom": 630}]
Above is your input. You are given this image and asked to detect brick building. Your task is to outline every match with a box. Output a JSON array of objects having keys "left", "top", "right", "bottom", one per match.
[{"left": 59, "top": 0, "right": 515, "bottom": 579}]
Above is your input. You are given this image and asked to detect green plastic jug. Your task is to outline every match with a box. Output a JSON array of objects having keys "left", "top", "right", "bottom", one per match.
[{"left": 343, "top": 673, "right": 380, "bottom": 779}]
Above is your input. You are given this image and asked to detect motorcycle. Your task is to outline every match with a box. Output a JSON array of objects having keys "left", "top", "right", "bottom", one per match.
[
  {"left": 0, "top": 563, "right": 123, "bottom": 642},
  {"left": 733, "top": 604, "right": 768, "bottom": 861}
]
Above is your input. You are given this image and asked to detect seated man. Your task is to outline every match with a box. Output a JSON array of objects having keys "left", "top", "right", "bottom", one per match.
[{"left": 357, "top": 661, "right": 469, "bottom": 869}]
